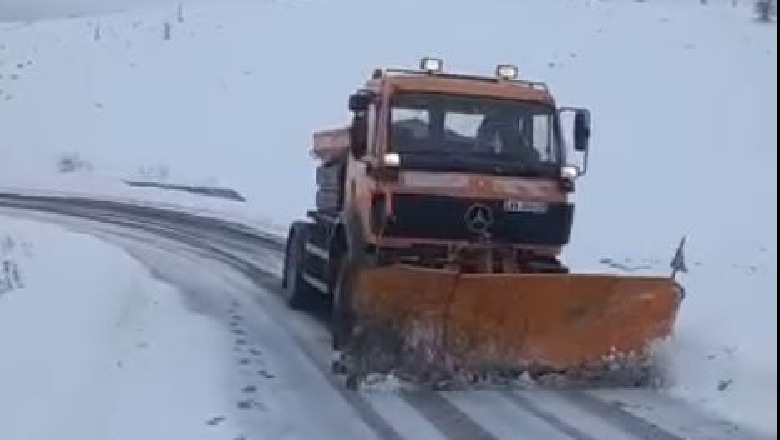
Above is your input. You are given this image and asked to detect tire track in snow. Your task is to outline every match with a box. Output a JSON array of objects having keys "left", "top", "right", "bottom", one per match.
[
  {"left": 559, "top": 390, "right": 684, "bottom": 440},
  {"left": 499, "top": 390, "right": 600, "bottom": 440},
  {"left": 104, "top": 217, "right": 406, "bottom": 440},
  {"left": 244, "top": 277, "right": 406, "bottom": 440},
  {"left": 400, "top": 391, "right": 499, "bottom": 440}
]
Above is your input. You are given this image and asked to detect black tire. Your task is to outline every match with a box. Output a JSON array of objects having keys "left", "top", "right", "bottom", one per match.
[
  {"left": 282, "top": 222, "right": 318, "bottom": 310},
  {"left": 331, "top": 255, "right": 356, "bottom": 350}
]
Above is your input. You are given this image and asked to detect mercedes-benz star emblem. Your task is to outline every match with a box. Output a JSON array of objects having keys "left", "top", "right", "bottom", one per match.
[{"left": 464, "top": 203, "right": 494, "bottom": 233}]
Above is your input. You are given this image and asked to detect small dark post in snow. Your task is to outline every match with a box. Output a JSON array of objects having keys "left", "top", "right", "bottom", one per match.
[
  {"left": 163, "top": 22, "right": 172, "bottom": 40},
  {"left": 177, "top": 3, "right": 185, "bottom": 23},
  {"left": 755, "top": 0, "right": 776, "bottom": 21},
  {"left": 94, "top": 24, "right": 101, "bottom": 41}
]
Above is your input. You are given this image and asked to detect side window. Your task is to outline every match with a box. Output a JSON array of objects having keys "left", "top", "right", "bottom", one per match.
[
  {"left": 392, "top": 108, "right": 429, "bottom": 135},
  {"left": 532, "top": 114, "right": 554, "bottom": 161},
  {"left": 391, "top": 107, "right": 430, "bottom": 152}
]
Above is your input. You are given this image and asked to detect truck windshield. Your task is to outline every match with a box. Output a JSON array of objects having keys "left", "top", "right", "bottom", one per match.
[{"left": 390, "top": 93, "right": 562, "bottom": 170}]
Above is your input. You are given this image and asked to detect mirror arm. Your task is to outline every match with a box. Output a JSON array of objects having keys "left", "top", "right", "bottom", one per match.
[{"left": 578, "top": 148, "right": 589, "bottom": 176}]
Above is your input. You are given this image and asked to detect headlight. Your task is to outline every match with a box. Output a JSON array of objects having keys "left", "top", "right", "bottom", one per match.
[
  {"left": 383, "top": 153, "right": 400, "bottom": 167},
  {"left": 420, "top": 57, "right": 443, "bottom": 73},
  {"left": 496, "top": 64, "right": 519, "bottom": 80},
  {"left": 561, "top": 165, "right": 579, "bottom": 179}
]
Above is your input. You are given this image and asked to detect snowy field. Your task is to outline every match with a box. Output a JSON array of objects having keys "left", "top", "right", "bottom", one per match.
[
  {"left": 0, "top": 0, "right": 776, "bottom": 436},
  {"left": 0, "top": 215, "right": 251, "bottom": 440}
]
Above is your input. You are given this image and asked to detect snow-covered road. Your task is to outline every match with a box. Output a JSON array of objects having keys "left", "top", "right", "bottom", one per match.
[{"left": 0, "top": 194, "right": 771, "bottom": 440}]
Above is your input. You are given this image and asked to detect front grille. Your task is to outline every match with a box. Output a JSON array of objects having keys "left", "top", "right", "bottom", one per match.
[{"left": 384, "top": 193, "right": 574, "bottom": 246}]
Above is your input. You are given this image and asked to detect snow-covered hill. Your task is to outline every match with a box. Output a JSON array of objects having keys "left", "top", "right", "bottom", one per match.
[{"left": 0, "top": 0, "right": 776, "bottom": 435}]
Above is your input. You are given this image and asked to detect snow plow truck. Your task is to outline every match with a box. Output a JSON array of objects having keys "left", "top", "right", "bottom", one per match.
[{"left": 282, "top": 58, "right": 684, "bottom": 383}]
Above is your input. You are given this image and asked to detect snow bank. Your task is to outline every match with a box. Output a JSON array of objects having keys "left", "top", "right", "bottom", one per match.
[
  {"left": 0, "top": 215, "right": 244, "bottom": 440},
  {"left": 659, "top": 251, "right": 777, "bottom": 436},
  {"left": 0, "top": 173, "right": 288, "bottom": 236}
]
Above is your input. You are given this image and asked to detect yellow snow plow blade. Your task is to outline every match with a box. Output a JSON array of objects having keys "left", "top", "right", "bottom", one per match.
[{"left": 350, "top": 265, "right": 683, "bottom": 374}]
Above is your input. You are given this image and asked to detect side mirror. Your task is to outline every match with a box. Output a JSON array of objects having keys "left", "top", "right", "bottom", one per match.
[
  {"left": 350, "top": 113, "right": 368, "bottom": 158},
  {"left": 574, "top": 109, "right": 591, "bottom": 152},
  {"left": 349, "top": 91, "right": 371, "bottom": 113}
]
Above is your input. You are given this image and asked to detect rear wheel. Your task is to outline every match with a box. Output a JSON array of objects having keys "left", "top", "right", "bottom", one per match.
[{"left": 282, "top": 222, "right": 318, "bottom": 310}]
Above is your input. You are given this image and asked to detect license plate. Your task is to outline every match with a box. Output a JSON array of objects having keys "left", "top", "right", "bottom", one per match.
[{"left": 503, "top": 200, "right": 548, "bottom": 213}]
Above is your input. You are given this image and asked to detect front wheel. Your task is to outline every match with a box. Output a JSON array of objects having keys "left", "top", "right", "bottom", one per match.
[
  {"left": 331, "top": 256, "right": 356, "bottom": 350},
  {"left": 282, "top": 222, "right": 318, "bottom": 310}
]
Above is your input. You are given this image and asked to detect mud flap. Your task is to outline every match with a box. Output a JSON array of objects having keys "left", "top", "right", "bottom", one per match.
[{"left": 347, "top": 265, "right": 683, "bottom": 381}]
